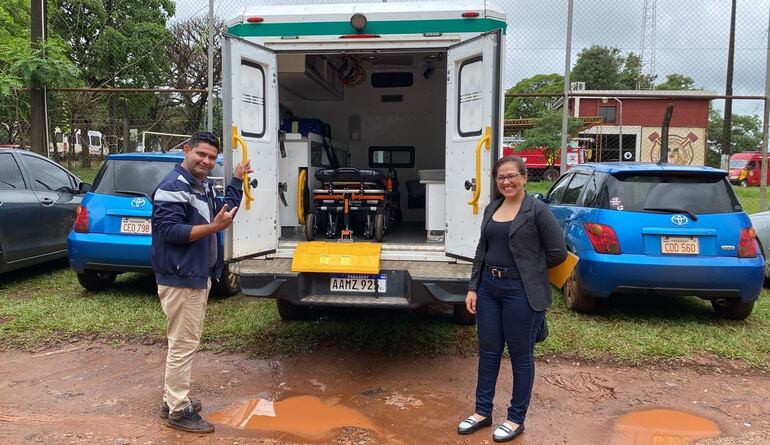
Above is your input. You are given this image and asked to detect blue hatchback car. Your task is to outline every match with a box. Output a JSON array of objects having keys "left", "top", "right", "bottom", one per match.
[
  {"left": 543, "top": 162, "right": 763, "bottom": 320},
  {"left": 67, "top": 152, "right": 238, "bottom": 297}
]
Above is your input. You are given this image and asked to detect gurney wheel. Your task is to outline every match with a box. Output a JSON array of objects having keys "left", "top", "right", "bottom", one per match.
[
  {"left": 304, "top": 212, "right": 315, "bottom": 241},
  {"left": 374, "top": 213, "right": 385, "bottom": 242}
]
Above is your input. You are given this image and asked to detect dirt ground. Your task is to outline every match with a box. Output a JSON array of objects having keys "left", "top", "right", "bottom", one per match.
[{"left": 1, "top": 343, "right": 769, "bottom": 445}]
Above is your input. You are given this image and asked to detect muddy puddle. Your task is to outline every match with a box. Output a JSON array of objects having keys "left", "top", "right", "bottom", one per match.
[
  {"left": 610, "top": 408, "right": 721, "bottom": 445},
  {"left": 209, "top": 394, "right": 378, "bottom": 441}
]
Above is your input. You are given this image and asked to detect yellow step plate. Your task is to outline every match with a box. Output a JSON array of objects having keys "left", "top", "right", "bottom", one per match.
[{"left": 291, "top": 241, "right": 382, "bottom": 274}]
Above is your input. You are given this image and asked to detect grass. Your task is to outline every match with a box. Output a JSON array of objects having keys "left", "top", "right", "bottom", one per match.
[
  {"left": 1, "top": 167, "right": 768, "bottom": 368},
  {"left": 67, "top": 161, "right": 103, "bottom": 184}
]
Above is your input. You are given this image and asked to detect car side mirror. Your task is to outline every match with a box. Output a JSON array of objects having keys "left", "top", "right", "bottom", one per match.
[
  {"left": 530, "top": 192, "right": 546, "bottom": 203},
  {"left": 78, "top": 182, "right": 92, "bottom": 193}
]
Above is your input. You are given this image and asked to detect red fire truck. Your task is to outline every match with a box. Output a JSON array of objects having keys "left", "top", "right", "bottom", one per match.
[{"left": 503, "top": 138, "right": 587, "bottom": 180}]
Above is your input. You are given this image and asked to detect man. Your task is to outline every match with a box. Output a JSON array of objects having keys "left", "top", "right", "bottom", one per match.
[{"left": 151, "top": 131, "right": 251, "bottom": 433}]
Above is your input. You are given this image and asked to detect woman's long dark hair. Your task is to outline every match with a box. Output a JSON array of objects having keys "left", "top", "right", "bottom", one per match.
[{"left": 492, "top": 155, "right": 528, "bottom": 199}]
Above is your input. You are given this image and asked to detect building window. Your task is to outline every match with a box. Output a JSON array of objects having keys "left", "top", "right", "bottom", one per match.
[{"left": 599, "top": 106, "right": 617, "bottom": 124}]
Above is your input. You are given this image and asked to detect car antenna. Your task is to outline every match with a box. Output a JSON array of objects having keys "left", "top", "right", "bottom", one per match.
[{"left": 658, "top": 103, "right": 674, "bottom": 165}]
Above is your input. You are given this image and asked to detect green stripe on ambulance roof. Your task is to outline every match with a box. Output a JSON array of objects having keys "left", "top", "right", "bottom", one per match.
[{"left": 227, "top": 18, "right": 506, "bottom": 37}]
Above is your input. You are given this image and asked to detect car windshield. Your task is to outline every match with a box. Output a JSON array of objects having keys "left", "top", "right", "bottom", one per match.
[
  {"left": 729, "top": 159, "right": 748, "bottom": 169},
  {"left": 601, "top": 173, "right": 741, "bottom": 214},
  {"left": 92, "top": 160, "right": 224, "bottom": 198}
]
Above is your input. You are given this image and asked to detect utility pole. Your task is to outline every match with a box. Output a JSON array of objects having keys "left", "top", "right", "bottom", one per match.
[
  {"left": 207, "top": 0, "right": 214, "bottom": 132},
  {"left": 560, "top": 0, "right": 574, "bottom": 174},
  {"left": 722, "top": 0, "right": 737, "bottom": 158},
  {"left": 30, "top": 0, "right": 48, "bottom": 156},
  {"left": 760, "top": 6, "right": 770, "bottom": 212}
]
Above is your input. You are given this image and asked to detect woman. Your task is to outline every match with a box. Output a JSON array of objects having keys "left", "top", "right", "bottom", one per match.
[{"left": 457, "top": 155, "right": 567, "bottom": 442}]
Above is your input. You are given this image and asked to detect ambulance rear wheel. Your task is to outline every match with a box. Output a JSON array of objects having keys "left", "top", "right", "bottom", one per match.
[
  {"left": 304, "top": 213, "right": 315, "bottom": 241},
  {"left": 276, "top": 299, "right": 310, "bottom": 320},
  {"left": 374, "top": 213, "right": 385, "bottom": 242}
]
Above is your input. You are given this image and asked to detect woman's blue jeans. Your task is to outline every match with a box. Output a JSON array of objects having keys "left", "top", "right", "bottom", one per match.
[{"left": 474, "top": 269, "right": 544, "bottom": 424}]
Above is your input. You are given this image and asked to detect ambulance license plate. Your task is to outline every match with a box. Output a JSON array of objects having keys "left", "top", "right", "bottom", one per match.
[{"left": 330, "top": 274, "right": 387, "bottom": 293}]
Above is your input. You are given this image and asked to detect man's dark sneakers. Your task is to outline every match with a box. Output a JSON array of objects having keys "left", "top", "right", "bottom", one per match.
[
  {"left": 160, "top": 399, "right": 203, "bottom": 419},
  {"left": 167, "top": 403, "right": 214, "bottom": 433}
]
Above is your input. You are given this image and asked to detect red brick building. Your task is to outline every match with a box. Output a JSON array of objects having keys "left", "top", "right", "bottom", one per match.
[{"left": 568, "top": 90, "right": 714, "bottom": 165}]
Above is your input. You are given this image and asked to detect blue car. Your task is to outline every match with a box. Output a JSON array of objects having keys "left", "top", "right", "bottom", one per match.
[
  {"left": 543, "top": 162, "right": 763, "bottom": 320},
  {"left": 67, "top": 151, "right": 238, "bottom": 297}
]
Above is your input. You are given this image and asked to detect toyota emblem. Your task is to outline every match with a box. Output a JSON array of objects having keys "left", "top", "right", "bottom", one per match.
[
  {"left": 131, "top": 197, "right": 147, "bottom": 208},
  {"left": 671, "top": 214, "right": 688, "bottom": 226}
]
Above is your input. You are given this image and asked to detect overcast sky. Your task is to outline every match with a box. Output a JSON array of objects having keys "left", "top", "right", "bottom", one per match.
[{"left": 176, "top": 0, "right": 770, "bottom": 116}]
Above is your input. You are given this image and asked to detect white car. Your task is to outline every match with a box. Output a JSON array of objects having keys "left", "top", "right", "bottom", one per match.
[{"left": 749, "top": 210, "right": 770, "bottom": 284}]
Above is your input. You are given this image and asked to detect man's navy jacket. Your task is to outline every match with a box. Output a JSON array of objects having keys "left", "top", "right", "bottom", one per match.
[{"left": 151, "top": 164, "right": 244, "bottom": 289}]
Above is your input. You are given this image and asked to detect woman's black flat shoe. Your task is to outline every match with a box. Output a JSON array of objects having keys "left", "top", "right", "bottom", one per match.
[
  {"left": 457, "top": 415, "right": 492, "bottom": 435},
  {"left": 493, "top": 423, "right": 525, "bottom": 442}
]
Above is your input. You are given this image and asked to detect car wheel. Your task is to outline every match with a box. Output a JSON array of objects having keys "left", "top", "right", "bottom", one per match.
[
  {"left": 451, "top": 304, "right": 476, "bottom": 325},
  {"left": 209, "top": 264, "right": 240, "bottom": 298},
  {"left": 739, "top": 179, "right": 748, "bottom": 187},
  {"left": 276, "top": 299, "right": 311, "bottom": 320},
  {"left": 543, "top": 168, "right": 560, "bottom": 181},
  {"left": 77, "top": 270, "right": 117, "bottom": 291},
  {"left": 562, "top": 268, "right": 596, "bottom": 313},
  {"left": 711, "top": 300, "right": 754, "bottom": 320}
]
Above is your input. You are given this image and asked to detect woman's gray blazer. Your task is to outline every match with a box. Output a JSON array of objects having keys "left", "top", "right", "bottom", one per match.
[{"left": 468, "top": 194, "right": 568, "bottom": 311}]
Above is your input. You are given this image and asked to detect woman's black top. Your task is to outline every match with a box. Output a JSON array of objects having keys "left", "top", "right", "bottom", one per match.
[{"left": 483, "top": 218, "right": 518, "bottom": 269}]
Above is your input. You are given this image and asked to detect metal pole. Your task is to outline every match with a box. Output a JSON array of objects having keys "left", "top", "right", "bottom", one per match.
[
  {"left": 760, "top": 6, "right": 770, "bottom": 212},
  {"left": 207, "top": 0, "right": 214, "bottom": 132},
  {"left": 611, "top": 98, "right": 623, "bottom": 159},
  {"left": 30, "top": 0, "right": 47, "bottom": 156},
  {"left": 560, "top": 0, "right": 574, "bottom": 175}
]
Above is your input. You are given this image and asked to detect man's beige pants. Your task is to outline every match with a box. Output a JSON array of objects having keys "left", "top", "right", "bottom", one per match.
[{"left": 158, "top": 280, "right": 210, "bottom": 414}]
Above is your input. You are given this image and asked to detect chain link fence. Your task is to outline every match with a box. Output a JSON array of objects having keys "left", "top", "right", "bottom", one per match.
[
  {"left": 46, "top": 89, "right": 211, "bottom": 160},
  {"left": 1, "top": 0, "right": 768, "bottom": 167}
]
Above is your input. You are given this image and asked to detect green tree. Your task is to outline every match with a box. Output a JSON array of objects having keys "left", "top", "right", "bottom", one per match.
[
  {"left": 656, "top": 73, "right": 697, "bottom": 90},
  {"left": 50, "top": 0, "right": 175, "bottom": 88},
  {"left": 0, "top": 0, "right": 79, "bottom": 144},
  {"left": 517, "top": 109, "right": 583, "bottom": 170},
  {"left": 49, "top": 0, "right": 175, "bottom": 155},
  {"left": 707, "top": 107, "right": 762, "bottom": 166},
  {"left": 572, "top": 45, "right": 651, "bottom": 90},
  {"left": 504, "top": 73, "right": 563, "bottom": 119}
]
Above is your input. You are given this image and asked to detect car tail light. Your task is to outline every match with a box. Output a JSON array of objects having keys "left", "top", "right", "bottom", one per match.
[
  {"left": 73, "top": 205, "right": 89, "bottom": 233},
  {"left": 738, "top": 227, "right": 758, "bottom": 258},
  {"left": 583, "top": 223, "right": 621, "bottom": 254}
]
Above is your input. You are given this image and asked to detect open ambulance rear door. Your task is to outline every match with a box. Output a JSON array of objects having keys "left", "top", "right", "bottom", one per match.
[
  {"left": 222, "top": 34, "right": 279, "bottom": 260},
  {"left": 444, "top": 30, "right": 502, "bottom": 261}
]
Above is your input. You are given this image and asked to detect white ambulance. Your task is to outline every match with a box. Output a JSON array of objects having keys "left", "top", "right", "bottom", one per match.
[{"left": 222, "top": 1, "right": 505, "bottom": 323}]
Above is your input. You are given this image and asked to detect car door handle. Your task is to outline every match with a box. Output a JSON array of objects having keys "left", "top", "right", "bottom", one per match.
[
  {"left": 41, "top": 197, "right": 55, "bottom": 207},
  {"left": 564, "top": 217, "right": 574, "bottom": 223}
]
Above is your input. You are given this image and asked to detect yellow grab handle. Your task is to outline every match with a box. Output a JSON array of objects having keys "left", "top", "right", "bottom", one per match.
[
  {"left": 232, "top": 126, "right": 254, "bottom": 210},
  {"left": 467, "top": 126, "right": 492, "bottom": 215},
  {"left": 297, "top": 169, "right": 307, "bottom": 224}
]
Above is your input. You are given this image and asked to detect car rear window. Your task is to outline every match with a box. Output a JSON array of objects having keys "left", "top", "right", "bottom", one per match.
[
  {"left": 601, "top": 173, "right": 741, "bottom": 214},
  {"left": 92, "top": 160, "right": 224, "bottom": 198}
]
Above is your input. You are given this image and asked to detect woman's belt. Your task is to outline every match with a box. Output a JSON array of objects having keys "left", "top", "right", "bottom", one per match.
[{"left": 486, "top": 265, "right": 521, "bottom": 279}]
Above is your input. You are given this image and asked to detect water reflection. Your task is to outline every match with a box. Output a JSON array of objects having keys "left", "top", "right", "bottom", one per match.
[
  {"left": 209, "top": 395, "right": 377, "bottom": 440},
  {"left": 611, "top": 408, "right": 720, "bottom": 445}
]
